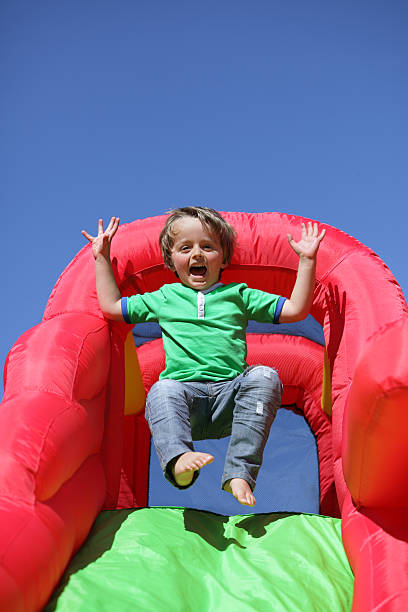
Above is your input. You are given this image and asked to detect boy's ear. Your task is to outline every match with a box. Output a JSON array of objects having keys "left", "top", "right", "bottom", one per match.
[{"left": 221, "top": 256, "right": 229, "bottom": 269}]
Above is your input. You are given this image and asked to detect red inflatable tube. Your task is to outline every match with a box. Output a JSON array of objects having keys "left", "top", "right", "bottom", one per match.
[
  {"left": 341, "top": 317, "right": 408, "bottom": 610},
  {"left": 1, "top": 211, "right": 407, "bottom": 611}
]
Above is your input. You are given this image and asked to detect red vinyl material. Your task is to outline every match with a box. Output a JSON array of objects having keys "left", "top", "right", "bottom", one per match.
[{"left": 1, "top": 212, "right": 407, "bottom": 611}]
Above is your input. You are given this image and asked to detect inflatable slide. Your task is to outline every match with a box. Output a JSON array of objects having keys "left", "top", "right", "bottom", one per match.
[{"left": 1, "top": 212, "right": 408, "bottom": 611}]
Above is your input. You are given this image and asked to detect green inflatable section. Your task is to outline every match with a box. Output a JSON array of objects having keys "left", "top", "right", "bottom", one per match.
[{"left": 46, "top": 508, "right": 354, "bottom": 611}]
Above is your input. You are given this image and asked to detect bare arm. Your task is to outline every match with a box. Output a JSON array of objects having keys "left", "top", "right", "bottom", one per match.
[
  {"left": 279, "top": 222, "right": 326, "bottom": 323},
  {"left": 81, "top": 217, "right": 124, "bottom": 321}
]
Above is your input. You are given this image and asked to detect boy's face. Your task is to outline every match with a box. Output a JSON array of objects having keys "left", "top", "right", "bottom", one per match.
[{"left": 170, "top": 216, "right": 226, "bottom": 290}]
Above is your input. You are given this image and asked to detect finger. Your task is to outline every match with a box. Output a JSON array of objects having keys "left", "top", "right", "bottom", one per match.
[
  {"left": 81, "top": 230, "right": 94, "bottom": 243},
  {"left": 301, "top": 223, "right": 307, "bottom": 239},
  {"left": 308, "top": 221, "right": 313, "bottom": 237},
  {"left": 106, "top": 216, "right": 116, "bottom": 233},
  {"left": 287, "top": 233, "right": 300, "bottom": 255},
  {"left": 313, "top": 222, "right": 318, "bottom": 237},
  {"left": 108, "top": 217, "right": 120, "bottom": 239},
  {"left": 318, "top": 228, "right": 326, "bottom": 242},
  {"left": 111, "top": 216, "right": 120, "bottom": 233},
  {"left": 107, "top": 216, "right": 120, "bottom": 237},
  {"left": 97, "top": 219, "right": 104, "bottom": 235}
]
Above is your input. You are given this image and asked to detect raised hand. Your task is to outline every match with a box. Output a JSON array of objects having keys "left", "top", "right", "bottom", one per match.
[
  {"left": 287, "top": 222, "right": 326, "bottom": 260},
  {"left": 81, "top": 217, "right": 120, "bottom": 260}
]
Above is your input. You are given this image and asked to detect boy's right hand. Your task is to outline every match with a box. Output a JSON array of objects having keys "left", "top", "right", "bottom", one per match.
[{"left": 81, "top": 217, "right": 120, "bottom": 260}]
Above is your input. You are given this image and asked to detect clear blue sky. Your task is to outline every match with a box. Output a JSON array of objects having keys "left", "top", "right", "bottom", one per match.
[{"left": 2, "top": 1, "right": 407, "bottom": 388}]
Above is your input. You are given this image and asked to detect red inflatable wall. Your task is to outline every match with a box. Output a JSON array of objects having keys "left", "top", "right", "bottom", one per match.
[{"left": 1, "top": 212, "right": 407, "bottom": 611}]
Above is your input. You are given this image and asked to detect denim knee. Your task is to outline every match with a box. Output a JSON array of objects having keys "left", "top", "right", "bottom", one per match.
[
  {"left": 234, "top": 365, "right": 282, "bottom": 428},
  {"left": 245, "top": 365, "right": 282, "bottom": 391}
]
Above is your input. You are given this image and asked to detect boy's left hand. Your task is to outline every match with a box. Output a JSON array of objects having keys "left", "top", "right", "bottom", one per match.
[{"left": 287, "top": 222, "right": 326, "bottom": 260}]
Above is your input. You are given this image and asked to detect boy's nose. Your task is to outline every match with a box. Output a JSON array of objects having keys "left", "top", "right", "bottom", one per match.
[{"left": 191, "top": 245, "right": 203, "bottom": 258}]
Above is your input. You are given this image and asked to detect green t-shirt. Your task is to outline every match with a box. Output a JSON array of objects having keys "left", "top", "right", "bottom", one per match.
[{"left": 122, "top": 282, "right": 285, "bottom": 381}]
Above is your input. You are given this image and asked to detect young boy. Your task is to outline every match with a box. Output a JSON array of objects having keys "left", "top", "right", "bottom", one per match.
[{"left": 82, "top": 207, "right": 325, "bottom": 506}]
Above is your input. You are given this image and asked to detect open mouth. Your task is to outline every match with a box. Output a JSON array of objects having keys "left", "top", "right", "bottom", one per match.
[{"left": 189, "top": 265, "right": 207, "bottom": 277}]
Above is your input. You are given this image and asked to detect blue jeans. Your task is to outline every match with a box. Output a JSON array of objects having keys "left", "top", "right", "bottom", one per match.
[{"left": 145, "top": 366, "right": 282, "bottom": 491}]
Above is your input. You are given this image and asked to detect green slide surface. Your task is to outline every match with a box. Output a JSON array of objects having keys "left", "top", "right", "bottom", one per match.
[{"left": 46, "top": 508, "right": 354, "bottom": 611}]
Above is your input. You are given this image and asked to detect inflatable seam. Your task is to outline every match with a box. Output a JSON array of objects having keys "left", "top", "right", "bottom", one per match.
[
  {"left": 0, "top": 512, "right": 37, "bottom": 565},
  {"left": 319, "top": 248, "right": 360, "bottom": 283},
  {"left": 371, "top": 590, "right": 408, "bottom": 611},
  {"left": 35, "top": 398, "right": 74, "bottom": 474},
  {"left": 2, "top": 388, "right": 71, "bottom": 404},
  {"left": 71, "top": 324, "right": 110, "bottom": 401},
  {"left": 43, "top": 310, "right": 106, "bottom": 324}
]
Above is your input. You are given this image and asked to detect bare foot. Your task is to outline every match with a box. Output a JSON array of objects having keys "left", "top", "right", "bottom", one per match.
[
  {"left": 172, "top": 452, "right": 214, "bottom": 487},
  {"left": 224, "top": 478, "right": 256, "bottom": 506}
]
